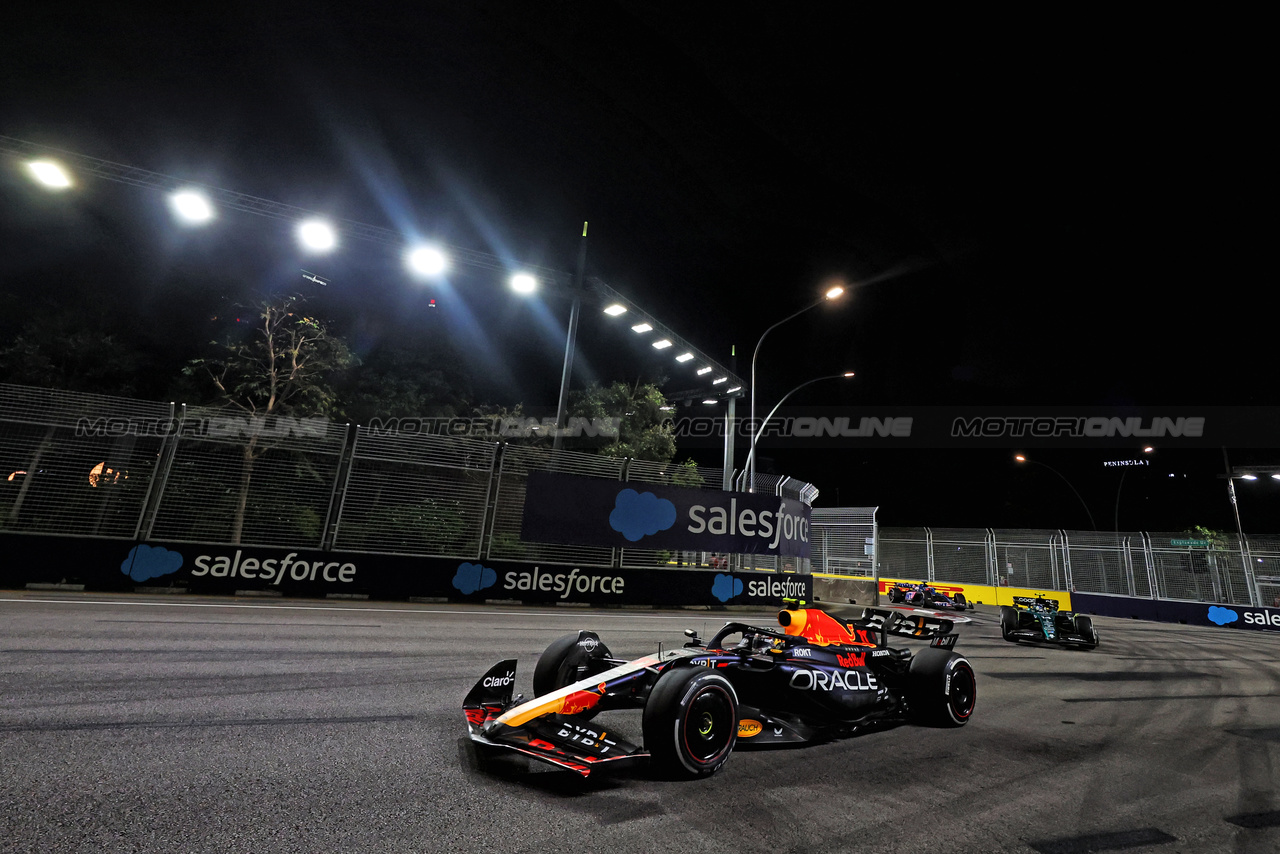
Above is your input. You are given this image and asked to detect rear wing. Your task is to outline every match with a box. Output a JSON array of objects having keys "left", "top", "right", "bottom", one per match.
[
  {"left": 859, "top": 607, "right": 958, "bottom": 650},
  {"left": 1012, "top": 595, "right": 1060, "bottom": 611}
]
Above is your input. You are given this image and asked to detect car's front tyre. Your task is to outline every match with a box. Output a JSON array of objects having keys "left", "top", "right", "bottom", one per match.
[
  {"left": 1073, "top": 615, "right": 1099, "bottom": 650},
  {"left": 532, "top": 632, "right": 613, "bottom": 715},
  {"left": 643, "top": 667, "right": 738, "bottom": 779},
  {"left": 999, "top": 605, "right": 1019, "bottom": 641}
]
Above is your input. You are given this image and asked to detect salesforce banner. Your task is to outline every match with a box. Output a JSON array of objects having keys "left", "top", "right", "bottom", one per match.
[
  {"left": 0, "top": 533, "right": 811, "bottom": 608},
  {"left": 520, "top": 472, "right": 812, "bottom": 558},
  {"left": 1072, "top": 592, "right": 1280, "bottom": 632}
]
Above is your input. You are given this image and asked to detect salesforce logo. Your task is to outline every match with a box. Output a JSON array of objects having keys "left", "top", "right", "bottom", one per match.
[
  {"left": 711, "top": 573, "right": 743, "bottom": 603},
  {"left": 452, "top": 562, "right": 498, "bottom": 595},
  {"left": 609, "top": 489, "right": 677, "bottom": 542},
  {"left": 121, "top": 545, "right": 183, "bottom": 582},
  {"left": 1207, "top": 606, "right": 1238, "bottom": 626}
]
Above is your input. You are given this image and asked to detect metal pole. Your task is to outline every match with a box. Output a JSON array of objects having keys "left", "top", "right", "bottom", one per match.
[
  {"left": 744, "top": 374, "right": 851, "bottom": 480},
  {"left": 722, "top": 345, "right": 737, "bottom": 491},
  {"left": 749, "top": 295, "right": 829, "bottom": 492},
  {"left": 553, "top": 222, "right": 588, "bottom": 453}
]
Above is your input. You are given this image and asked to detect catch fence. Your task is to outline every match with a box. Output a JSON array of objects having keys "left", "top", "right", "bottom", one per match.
[{"left": 2, "top": 383, "right": 1274, "bottom": 607}]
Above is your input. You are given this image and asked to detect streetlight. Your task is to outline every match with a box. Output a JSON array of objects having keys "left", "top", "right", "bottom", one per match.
[
  {"left": 168, "top": 189, "right": 215, "bottom": 225},
  {"left": 296, "top": 219, "right": 337, "bottom": 253},
  {"left": 1014, "top": 454, "right": 1096, "bottom": 530},
  {"left": 743, "top": 373, "right": 855, "bottom": 488},
  {"left": 25, "top": 159, "right": 72, "bottom": 189},
  {"left": 748, "top": 283, "right": 845, "bottom": 491},
  {"left": 405, "top": 244, "right": 449, "bottom": 278},
  {"left": 1224, "top": 461, "right": 1280, "bottom": 606}
]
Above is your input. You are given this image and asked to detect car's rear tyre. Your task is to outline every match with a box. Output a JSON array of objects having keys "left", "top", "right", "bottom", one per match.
[
  {"left": 889, "top": 588, "right": 903, "bottom": 603},
  {"left": 643, "top": 667, "right": 738, "bottom": 779},
  {"left": 1073, "top": 615, "right": 1099, "bottom": 650},
  {"left": 908, "top": 648, "right": 976, "bottom": 727},
  {"left": 533, "top": 632, "right": 613, "bottom": 704},
  {"left": 999, "top": 605, "right": 1019, "bottom": 641}
]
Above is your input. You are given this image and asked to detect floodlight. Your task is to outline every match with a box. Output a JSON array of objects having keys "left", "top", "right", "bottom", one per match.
[
  {"left": 168, "top": 189, "right": 214, "bottom": 224},
  {"left": 825, "top": 285, "right": 845, "bottom": 299},
  {"left": 603, "top": 304, "right": 627, "bottom": 316},
  {"left": 712, "top": 376, "right": 727, "bottom": 384},
  {"left": 509, "top": 272, "right": 537, "bottom": 294},
  {"left": 697, "top": 367, "right": 712, "bottom": 376},
  {"left": 652, "top": 339, "right": 672, "bottom": 349},
  {"left": 26, "top": 160, "right": 72, "bottom": 189},
  {"left": 675, "top": 352, "right": 694, "bottom": 362},
  {"left": 631, "top": 323, "right": 653, "bottom": 333},
  {"left": 297, "top": 219, "right": 337, "bottom": 252},
  {"left": 405, "top": 245, "right": 449, "bottom": 277},
  {"left": 702, "top": 399, "right": 717, "bottom": 405}
]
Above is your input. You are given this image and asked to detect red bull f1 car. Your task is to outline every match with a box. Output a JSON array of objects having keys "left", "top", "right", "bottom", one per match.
[
  {"left": 999, "top": 595, "right": 1099, "bottom": 649},
  {"left": 887, "top": 581, "right": 973, "bottom": 611},
  {"left": 462, "top": 603, "right": 976, "bottom": 779}
]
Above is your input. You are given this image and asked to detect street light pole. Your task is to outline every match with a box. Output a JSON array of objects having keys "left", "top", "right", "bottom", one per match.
[
  {"left": 743, "top": 373, "right": 855, "bottom": 484},
  {"left": 749, "top": 285, "right": 844, "bottom": 491},
  {"left": 552, "top": 222, "right": 588, "bottom": 453},
  {"left": 1014, "top": 455, "right": 1096, "bottom": 530}
]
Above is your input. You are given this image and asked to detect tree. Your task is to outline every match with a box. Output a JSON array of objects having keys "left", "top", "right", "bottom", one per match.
[
  {"left": 566, "top": 380, "right": 677, "bottom": 463},
  {"left": 336, "top": 341, "right": 474, "bottom": 424},
  {"left": 183, "top": 294, "right": 357, "bottom": 543},
  {"left": 0, "top": 308, "right": 149, "bottom": 396}
]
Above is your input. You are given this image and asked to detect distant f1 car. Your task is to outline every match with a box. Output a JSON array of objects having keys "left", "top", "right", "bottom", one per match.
[
  {"left": 999, "top": 595, "right": 1098, "bottom": 649},
  {"left": 887, "top": 581, "right": 973, "bottom": 611},
  {"left": 463, "top": 603, "right": 976, "bottom": 779}
]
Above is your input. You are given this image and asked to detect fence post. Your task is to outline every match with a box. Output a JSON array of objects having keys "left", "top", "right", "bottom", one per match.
[
  {"left": 321, "top": 423, "right": 359, "bottom": 551},
  {"left": 985, "top": 528, "right": 997, "bottom": 587},
  {"left": 1141, "top": 532, "right": 1158, "bottom": 598},
  {"left": 1060, "top": 530, "right": 1073, "bottom": 592},
  {"left": 136, "top": 403, "right": 185, "bottom": 542},
  {"left": 924, "top": 527, "right": 935, "bottom": 582}
]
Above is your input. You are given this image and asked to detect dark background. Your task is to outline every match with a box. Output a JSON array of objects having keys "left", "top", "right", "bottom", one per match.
[{"left": 1, "top": 4, "right": 1273, "bottom": 533}]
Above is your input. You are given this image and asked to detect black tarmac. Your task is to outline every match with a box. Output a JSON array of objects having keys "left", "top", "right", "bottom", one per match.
[{"left": 1, "top": 592, "right": 1278, "bottom": 853}]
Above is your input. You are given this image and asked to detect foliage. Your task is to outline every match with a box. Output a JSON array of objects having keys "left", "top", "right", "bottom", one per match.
[
  {"left": 0, "top": 308, "right": 149, "bottom": 396},
  {"left": 1182, "top": 525, "right": 1231, "bottom": 549},
  {"left": 564, "top": 380, "right": 677, "bottom": 463},
  {"left": 184, "top": 293, "right": 358, "bottom": 418},
  {"left": 670, "top": 457, "right": 706, "bottom": 488},
  {"left": 336, "top": 341, "right": 474, "bottom": 424}
]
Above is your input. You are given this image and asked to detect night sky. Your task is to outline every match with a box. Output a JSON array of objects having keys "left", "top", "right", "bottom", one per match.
[{"left": 1, "top": 4, "right": 1273, "bottom": 533}]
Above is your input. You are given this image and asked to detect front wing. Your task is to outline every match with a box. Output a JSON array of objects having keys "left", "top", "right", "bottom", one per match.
[{"left": 463, "top": 649, "right": 698, "bottom": 776}]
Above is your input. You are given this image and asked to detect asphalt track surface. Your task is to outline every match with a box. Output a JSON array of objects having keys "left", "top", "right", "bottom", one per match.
[{"left": 1, "top": 593, "right": 1278, "bottom": 854}]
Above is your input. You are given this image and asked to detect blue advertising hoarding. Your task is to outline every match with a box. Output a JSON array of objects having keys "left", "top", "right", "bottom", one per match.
[{"left": 520, "top": 472, "right": 812, "bottom": 557}]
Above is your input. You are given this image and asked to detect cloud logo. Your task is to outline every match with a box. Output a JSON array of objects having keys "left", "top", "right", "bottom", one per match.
[
  {"left": 711, "top": 573, "right": 743, "bottom": 603},
  {"left": 452, "top": 562, "right": 497, "bottom": 595},
  {"left": 122, "top": 545, "right": 183, "bottom": 582},
  {"left": 1207, "top": 606, "right": 1239, "bottom": 626},
  {"left": 609, "top": 489, "right": 677, "bottom": 542}
]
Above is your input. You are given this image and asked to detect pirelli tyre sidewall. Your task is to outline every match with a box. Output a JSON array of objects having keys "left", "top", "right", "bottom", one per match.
[
  {"left": 643, "top": 667, "right": 739, "bottom": 779},
  {"left": 908, "top": 647, "right": 977, "bottom": 727},
  {"left": 999, "top": 605, "right": 1019, "bottom": 641},
  {"left": 1073, "top": 614, "right": 1100, "bottom": 649}
]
